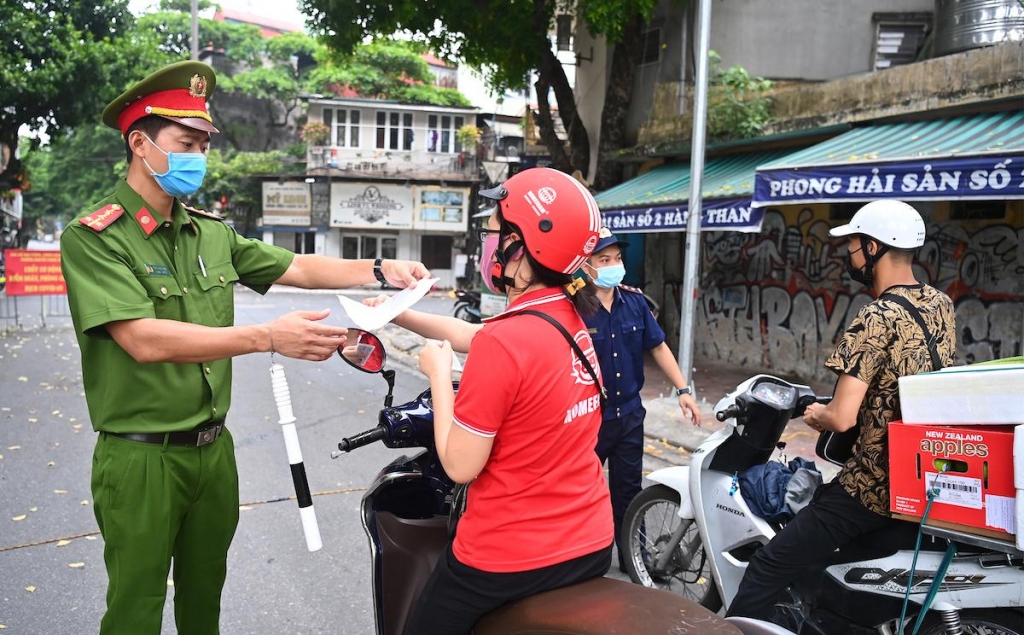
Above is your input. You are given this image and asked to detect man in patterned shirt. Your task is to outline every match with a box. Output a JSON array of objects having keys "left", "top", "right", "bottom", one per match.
[{"left": 727, "top": 200, "right": 956, "bottom": 621}]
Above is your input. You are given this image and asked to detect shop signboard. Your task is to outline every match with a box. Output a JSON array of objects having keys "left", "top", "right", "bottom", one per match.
[
  {"left": 330, "top": 182, "right": 414, "bottom": 229},
  {"left": 414, "top": 186, "right": 470, "bottom": 232},
  {"left": 262, "top": 182, "right": 312, "bottom": 226}
]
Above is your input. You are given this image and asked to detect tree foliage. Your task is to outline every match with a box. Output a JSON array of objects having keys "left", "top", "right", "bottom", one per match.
[
  {"left": 706, "top": 51, "right": 774, "bottom": 141},
  {"left": 0, "top": 0, "right": 147, "bottom": 191}
]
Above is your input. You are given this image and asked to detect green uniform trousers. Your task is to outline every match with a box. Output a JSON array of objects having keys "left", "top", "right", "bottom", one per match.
[{"left": 91, "top": 428, "right": 240, "bottom": 635}]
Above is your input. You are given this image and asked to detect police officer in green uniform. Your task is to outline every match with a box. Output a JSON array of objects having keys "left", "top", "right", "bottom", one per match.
[{"left": 60, "top": 60, "right": 431, "bottom": 635}]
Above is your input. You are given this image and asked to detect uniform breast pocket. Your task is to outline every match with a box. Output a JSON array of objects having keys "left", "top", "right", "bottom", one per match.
[
  {"left": 137, "top": 276, "right": 185, "bottom": 321},
  {"left": 196, "top": 261, "right": 240, "bottom": 326},
  {"left": 620, "top": 319, "right": 645, "bottom": 348}
]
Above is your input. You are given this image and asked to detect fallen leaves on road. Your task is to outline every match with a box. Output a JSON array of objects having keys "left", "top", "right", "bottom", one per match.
[
  {"left": 26, "top": 586, "right": 36, "bottom": 593},
  {"left": 57, "top": 540, "right": 71, "bottom": 547},
  {"left": 80, "top": 500, "right": 90, "bottom": 506},
  {"left": 54, "top": 489, "right": 67, "bottom": 495},
  {"left": 7, "top": 446, "right": 20, "bottom": 451},
  {"left": 12, "top": 515, "right": 26, "bottom": 521},
  {"left": 68, "top": 562, "right": 85, "bottom": 569}
]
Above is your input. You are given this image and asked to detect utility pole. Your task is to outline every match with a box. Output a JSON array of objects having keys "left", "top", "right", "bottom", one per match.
[
  {"left": 677, "top": 0, "right": 712, "bottom": 389},
  {"left": 191, "top": 0, "right": 199, "bottom": 61}
]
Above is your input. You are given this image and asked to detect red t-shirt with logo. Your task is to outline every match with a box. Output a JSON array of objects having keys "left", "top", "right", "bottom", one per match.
[{"left": 452, "top": 288, "right": 613, "bottom": 573}]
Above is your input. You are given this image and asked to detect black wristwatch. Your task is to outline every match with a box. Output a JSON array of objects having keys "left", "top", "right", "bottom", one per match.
[
  {"left": 676, "top": 386, "right": 692, "bottom": 396},
  {"left": 373, "top": 258, "right": 387, "bottom": 284}
]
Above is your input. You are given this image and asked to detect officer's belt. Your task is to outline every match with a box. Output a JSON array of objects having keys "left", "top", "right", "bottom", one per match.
[{"left": 108, "top": 422, "right": 225, "bottom": 447}]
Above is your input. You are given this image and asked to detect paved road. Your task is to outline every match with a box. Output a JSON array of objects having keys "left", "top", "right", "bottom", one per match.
[{"left": 1, "top": 288, "right": 669, "bottom": 634}]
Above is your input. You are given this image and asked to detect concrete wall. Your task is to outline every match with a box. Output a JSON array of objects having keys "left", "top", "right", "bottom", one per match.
[
  {"left": 684, "top": 202, "right": 1024, "bottom": 382},
  {"left": 709, "top": 0, "right": 934, "bottom": 81}
]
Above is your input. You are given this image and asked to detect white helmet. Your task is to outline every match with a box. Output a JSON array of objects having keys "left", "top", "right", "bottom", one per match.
[{"left": 829, "top": 200, "right": 925, "bottom": 248}]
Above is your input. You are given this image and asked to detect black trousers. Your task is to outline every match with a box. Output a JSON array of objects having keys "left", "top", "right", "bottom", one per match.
[
  {"left": 726, "top": 481, "right": 895, "bottom": 621},
  {"left": 594, "top": 406, "right": 646, "bottom": 569},
  {"left": 403, "top": 543, "right": 612, "bottom": 635}
]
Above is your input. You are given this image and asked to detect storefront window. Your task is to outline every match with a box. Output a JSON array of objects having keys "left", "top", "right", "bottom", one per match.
[{"left": 341, "top": 234, "right": 398, "bottom": 260}]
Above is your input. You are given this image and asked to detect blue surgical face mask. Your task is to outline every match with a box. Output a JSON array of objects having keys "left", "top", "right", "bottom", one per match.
[
  {"left": 141, "top": 134, "right": 208, "bottom": 198},
  {"left": 591, "top": 263, "right": 625, "bottom": 288}
]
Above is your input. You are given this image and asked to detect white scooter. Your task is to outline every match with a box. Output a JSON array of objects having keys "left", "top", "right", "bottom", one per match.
[
  {"left": 621, "top": 374, "right": 1024, "bottom": 635},
  {"left": 334, "top": 330, "right": 791, "bottom": 635}
]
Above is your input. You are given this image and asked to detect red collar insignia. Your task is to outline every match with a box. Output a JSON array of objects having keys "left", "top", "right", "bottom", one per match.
[{"left": 135, "top": 208, "right": 159, "bottom": 236}]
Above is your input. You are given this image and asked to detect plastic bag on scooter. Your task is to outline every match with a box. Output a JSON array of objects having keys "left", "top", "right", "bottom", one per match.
[{"left": 738, "top": 458, "right": 822, "bottom": 524}]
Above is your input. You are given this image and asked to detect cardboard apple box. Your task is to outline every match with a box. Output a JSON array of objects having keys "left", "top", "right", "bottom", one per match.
[{"left": 889, "top": 421, "right": 1016, "bottom": 539}]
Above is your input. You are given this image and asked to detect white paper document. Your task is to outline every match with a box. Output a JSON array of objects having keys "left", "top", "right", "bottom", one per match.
[{"left": 337, "top": 278, "right": 439, "bottom": 331}]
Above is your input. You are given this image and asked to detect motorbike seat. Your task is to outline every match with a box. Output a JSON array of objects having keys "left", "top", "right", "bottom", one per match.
[{"left": 472, "top": 577, "right": 741, "bottom": 634}]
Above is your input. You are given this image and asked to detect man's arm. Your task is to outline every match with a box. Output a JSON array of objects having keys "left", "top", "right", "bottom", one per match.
[
  {"left": 802, "top": 373, "right": 868, "bottom": 432},
  {"left": 106, "top": 309, "right": 348, "bottom": 363},
  {"left": 275, "top": 255, "right": 430, "bottom": 289}
]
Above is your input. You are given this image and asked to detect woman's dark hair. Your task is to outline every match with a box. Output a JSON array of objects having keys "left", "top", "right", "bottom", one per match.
[
  {"left": 500, "top": 214, "right": 600, "bottom": 317},
  {"left": 124, "top": 116, "right": 175, "bottom": 164}
]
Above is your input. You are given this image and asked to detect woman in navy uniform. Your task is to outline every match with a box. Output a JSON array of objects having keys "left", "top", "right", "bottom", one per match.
[{"left": 582, "top": 228, "right": 702, "bottom": 571}]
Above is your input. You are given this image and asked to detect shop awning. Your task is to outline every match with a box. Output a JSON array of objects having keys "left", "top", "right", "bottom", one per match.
[
  {"left": 596, "top": 151, "right": 790, "bottom": 233},
  {"left": 753, "top": 110, "right": 1024, "bottom": 207}
]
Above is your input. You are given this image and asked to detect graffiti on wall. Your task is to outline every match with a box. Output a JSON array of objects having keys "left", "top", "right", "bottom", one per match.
[{"left": 696, "top": 207, "right": 1023, "bottom": 382}]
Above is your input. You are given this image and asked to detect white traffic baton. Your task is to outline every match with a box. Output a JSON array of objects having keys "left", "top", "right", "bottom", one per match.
[{"left": 270, "top": 362, "right": 323, "bottom": 552}]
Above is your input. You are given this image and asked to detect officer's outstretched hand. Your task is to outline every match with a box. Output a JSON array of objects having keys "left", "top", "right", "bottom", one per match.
[
  {"left": 680, "top": 393, "right": 702, "bottom": 427},
  {"left": 266, "top": 309, "right": 348, "bottom": 361},
  {"left": 382, "top": 260, "right": 432, "bottom": 288}
]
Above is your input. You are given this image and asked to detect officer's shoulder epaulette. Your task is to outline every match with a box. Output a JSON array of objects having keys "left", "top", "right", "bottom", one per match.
[
  {"left": 618, "top": 284, "right": 645, "bottom": 295},
  {"left": 78, "top": 203, "right": 126, "bottom": 232},
  {"left": 184, "top": 205, "right": 225, "bottom": 221}
]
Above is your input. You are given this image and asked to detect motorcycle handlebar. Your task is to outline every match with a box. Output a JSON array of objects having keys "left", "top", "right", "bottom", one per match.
[
  {"left": 337, "top": 426, "right": 388, "bottom": 453},
  {"left": 716, "top": 404, "right": 742, "bottom": 422}
]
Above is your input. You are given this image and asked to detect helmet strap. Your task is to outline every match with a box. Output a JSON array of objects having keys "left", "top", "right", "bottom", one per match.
[
  {"left": 860, "top": 235, "right": 889, "bottom": 282},
  {"left": 491, "top": 237, "right": 524, "bottom": 294}
]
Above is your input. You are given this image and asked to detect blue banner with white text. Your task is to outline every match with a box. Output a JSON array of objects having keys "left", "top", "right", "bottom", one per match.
[
  {"left": 600, "top": 197, "right": 764, "bottom": 233},
  {"left": 753, "top": 155, "right": 1024, "bottom": 207}
]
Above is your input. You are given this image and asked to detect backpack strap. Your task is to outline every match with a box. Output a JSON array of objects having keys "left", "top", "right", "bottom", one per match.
[
  {"left": 880, "top": 292, "right": 942, "bottom": 371},
  {"left": 517, "top": 310, "right": 607, "bottom": 411}
]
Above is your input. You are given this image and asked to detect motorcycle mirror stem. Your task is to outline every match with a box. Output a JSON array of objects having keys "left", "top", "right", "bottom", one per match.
[{"left": 382, "top": 369, "right": 396, "bottom": 408}]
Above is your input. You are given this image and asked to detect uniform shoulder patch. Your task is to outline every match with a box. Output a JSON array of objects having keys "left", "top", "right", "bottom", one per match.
[
  {"left": 78, "top": 204, "right": 125, "bottom": 232},
  {"left": 184, "top": 205, "right": 225, "bottom": 221},
  {"left": 618, "top": 284, "right": 645, "bottom": 295}
]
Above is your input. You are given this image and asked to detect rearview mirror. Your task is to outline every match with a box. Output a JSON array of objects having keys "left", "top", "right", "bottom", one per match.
[{"left": 337, "top": 329, "right": 386, "bottom": 373}]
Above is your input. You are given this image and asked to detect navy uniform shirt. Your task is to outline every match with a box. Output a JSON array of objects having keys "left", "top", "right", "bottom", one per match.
[{"left": 584, "top": 286, "right": 666, "bottom": 421}]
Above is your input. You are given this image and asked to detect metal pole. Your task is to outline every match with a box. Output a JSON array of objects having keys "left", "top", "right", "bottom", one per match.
[
  {"left": 677, "top": 0, "right": 712, "bottom": 387},
  {"left": 190, "top": 0, "right": 199, "bottom": 61}
]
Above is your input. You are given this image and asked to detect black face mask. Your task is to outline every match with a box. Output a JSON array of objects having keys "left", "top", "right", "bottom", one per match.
[
  {"left": 846, "top": 252, "right": 873, "bottom": 287},
  {"left": 846, "top": 236, "right": 889, "bottom": 288}
]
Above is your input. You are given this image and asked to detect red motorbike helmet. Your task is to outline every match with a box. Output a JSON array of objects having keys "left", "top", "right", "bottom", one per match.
[{"left": 480, "top": 167, "right": 602, "bottom": 275}]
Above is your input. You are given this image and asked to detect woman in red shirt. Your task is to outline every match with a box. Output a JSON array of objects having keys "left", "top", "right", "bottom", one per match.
[{"left": 400, "top": 168, "right": 613, "bottom": 635}]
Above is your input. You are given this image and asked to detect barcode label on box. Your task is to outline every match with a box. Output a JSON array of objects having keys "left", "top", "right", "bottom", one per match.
[{"left": 924, "top": 472, "right": 982, "bottom": 509}]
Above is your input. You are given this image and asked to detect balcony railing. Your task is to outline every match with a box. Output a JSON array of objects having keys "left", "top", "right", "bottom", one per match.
[{"left": 307, "top": 146, "right": 481, "bottom": 180}]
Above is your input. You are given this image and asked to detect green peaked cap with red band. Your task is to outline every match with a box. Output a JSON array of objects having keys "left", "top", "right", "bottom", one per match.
[{"left": 102, "top": 60, "right": 219, "bottom": 136}]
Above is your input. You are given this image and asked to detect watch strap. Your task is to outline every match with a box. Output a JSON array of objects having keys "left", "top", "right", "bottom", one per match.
[
  {"left": 373, "top": 258, "right": 387, "bottom": 284},
  {"left": 676, "top": 386, "right": 692, "bottom": 396}
]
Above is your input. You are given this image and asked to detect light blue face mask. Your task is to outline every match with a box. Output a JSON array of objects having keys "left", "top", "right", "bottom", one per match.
[
  {"left": 591, "top": 263, "right": 626, "bottom": 288},
  {"left": 141, "top": 134, "right": 208, "bottom": 198}
]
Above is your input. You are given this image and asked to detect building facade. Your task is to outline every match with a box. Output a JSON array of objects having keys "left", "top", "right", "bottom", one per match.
[{"left": 260, "top": 97, "right": 481, "bottom": 288}]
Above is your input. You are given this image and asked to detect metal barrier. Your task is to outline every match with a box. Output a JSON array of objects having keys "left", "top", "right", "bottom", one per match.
[{"left": 0, "top": 292, "right": 72, "bottom": 331}]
